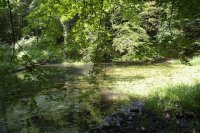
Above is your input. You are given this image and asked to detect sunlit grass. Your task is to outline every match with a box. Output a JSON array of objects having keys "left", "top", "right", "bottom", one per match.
[
  {"left": 102, "top": 62, "right": 200, "bottom": 98},
  {"left": 190, "top": 56, "right": 200, "bottom": 66}
]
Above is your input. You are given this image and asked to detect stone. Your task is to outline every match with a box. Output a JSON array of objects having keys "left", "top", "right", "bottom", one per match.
[{"left": 141, "top": 126, "right": 146, "bottom": 131}]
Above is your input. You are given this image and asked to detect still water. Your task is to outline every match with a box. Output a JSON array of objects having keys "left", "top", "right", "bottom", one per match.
[{"left": 0, "top": 64, "right": 118, "bottom": 133}]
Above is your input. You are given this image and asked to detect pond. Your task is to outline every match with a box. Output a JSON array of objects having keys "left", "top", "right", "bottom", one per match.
[
  {"left": 0, "top": 64, "right": 125, "bottom": 133},
  {"left": 2, "top": 62, "right": 197, "bottom": 132}
]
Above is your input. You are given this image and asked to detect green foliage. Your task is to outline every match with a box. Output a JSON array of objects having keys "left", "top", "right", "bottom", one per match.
[
  {"left": 112, "top": 21, "right": 151, "bottom": 61},
  {"left": 157, "top": 0, "right": 200, "bottom": 19},
  {"left": 0, "top": 4, "right": 12, "bottom": 43},
  {"left": 0, "top": 43, "right": 18, "bottom": 73},
  {"left": 111, "top": 1, "right": 161, "bottom": 61},
  {"left": 140, "top": 1, "right": 162, "bottom": 37},
  {"left": 17, "top": 37, "right": 64, "bottom": 63},
  {"left": 24, "top": 0, "right": 145, "bottom": 62},
  {"left": 18, "top": 0, "right": 199, "bottom": 63},
  {"left": 1, "top": 0, "right": 200, "bottom": 64},
  {"left": 0, "top": 0, "right": 200, "bottom": 71}
]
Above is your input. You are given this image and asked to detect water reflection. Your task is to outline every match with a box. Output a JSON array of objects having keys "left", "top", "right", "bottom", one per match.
[{"left": 0, "top": 63, "right": 111, "bottom": 132}]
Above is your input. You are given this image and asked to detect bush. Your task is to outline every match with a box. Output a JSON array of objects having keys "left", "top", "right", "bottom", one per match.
[
  {"left": 17, "top": 37, "right": 64, "bottom": 64},
  {"left": 0, "top": 43, "right": 18, "bottom": 73}
]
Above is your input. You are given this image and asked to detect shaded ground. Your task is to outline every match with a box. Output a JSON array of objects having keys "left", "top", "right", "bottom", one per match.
[{"left": 91, "top": 101, "right": 197, "bottom": 133}]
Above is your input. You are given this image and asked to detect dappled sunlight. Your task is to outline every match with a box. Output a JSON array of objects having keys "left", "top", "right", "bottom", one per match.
[
  {"left": 1, "top": 0, "right": 200, "bottom": 132},
  {"left": 17, "top": 37, "right": 36, "bottom": 49}
]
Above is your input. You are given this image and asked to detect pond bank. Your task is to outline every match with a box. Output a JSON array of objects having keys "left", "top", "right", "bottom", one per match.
[{"left": 91, "top": 101, "right": 197, "bottom": 133}]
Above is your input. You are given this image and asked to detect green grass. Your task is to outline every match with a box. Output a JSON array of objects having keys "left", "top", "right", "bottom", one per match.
[
  {"left": 101, "top": 59, "right": 200, "bottom": 127},
  {"left": 168, "top": 56, "right": 200, "bottom": 66},
  {"left": 146, "top": 82, "right": 200, "bottom": 113},
  {"left": 102, "top": 61, "right": 200, "bottom": 97},
  {"left": 145, "top": 82, "right": 200, "bottom": 131},
  {"left": 190, "top": 56, "right": 200, "bottom": 66}
]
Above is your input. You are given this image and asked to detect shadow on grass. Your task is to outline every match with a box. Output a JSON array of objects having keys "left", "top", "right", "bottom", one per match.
[
  {"left": 145, "top": 82, "right": 200, "bottom": 131},
  {"left": 146, "top": 82, "right": 200, "bottom": 114}
]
